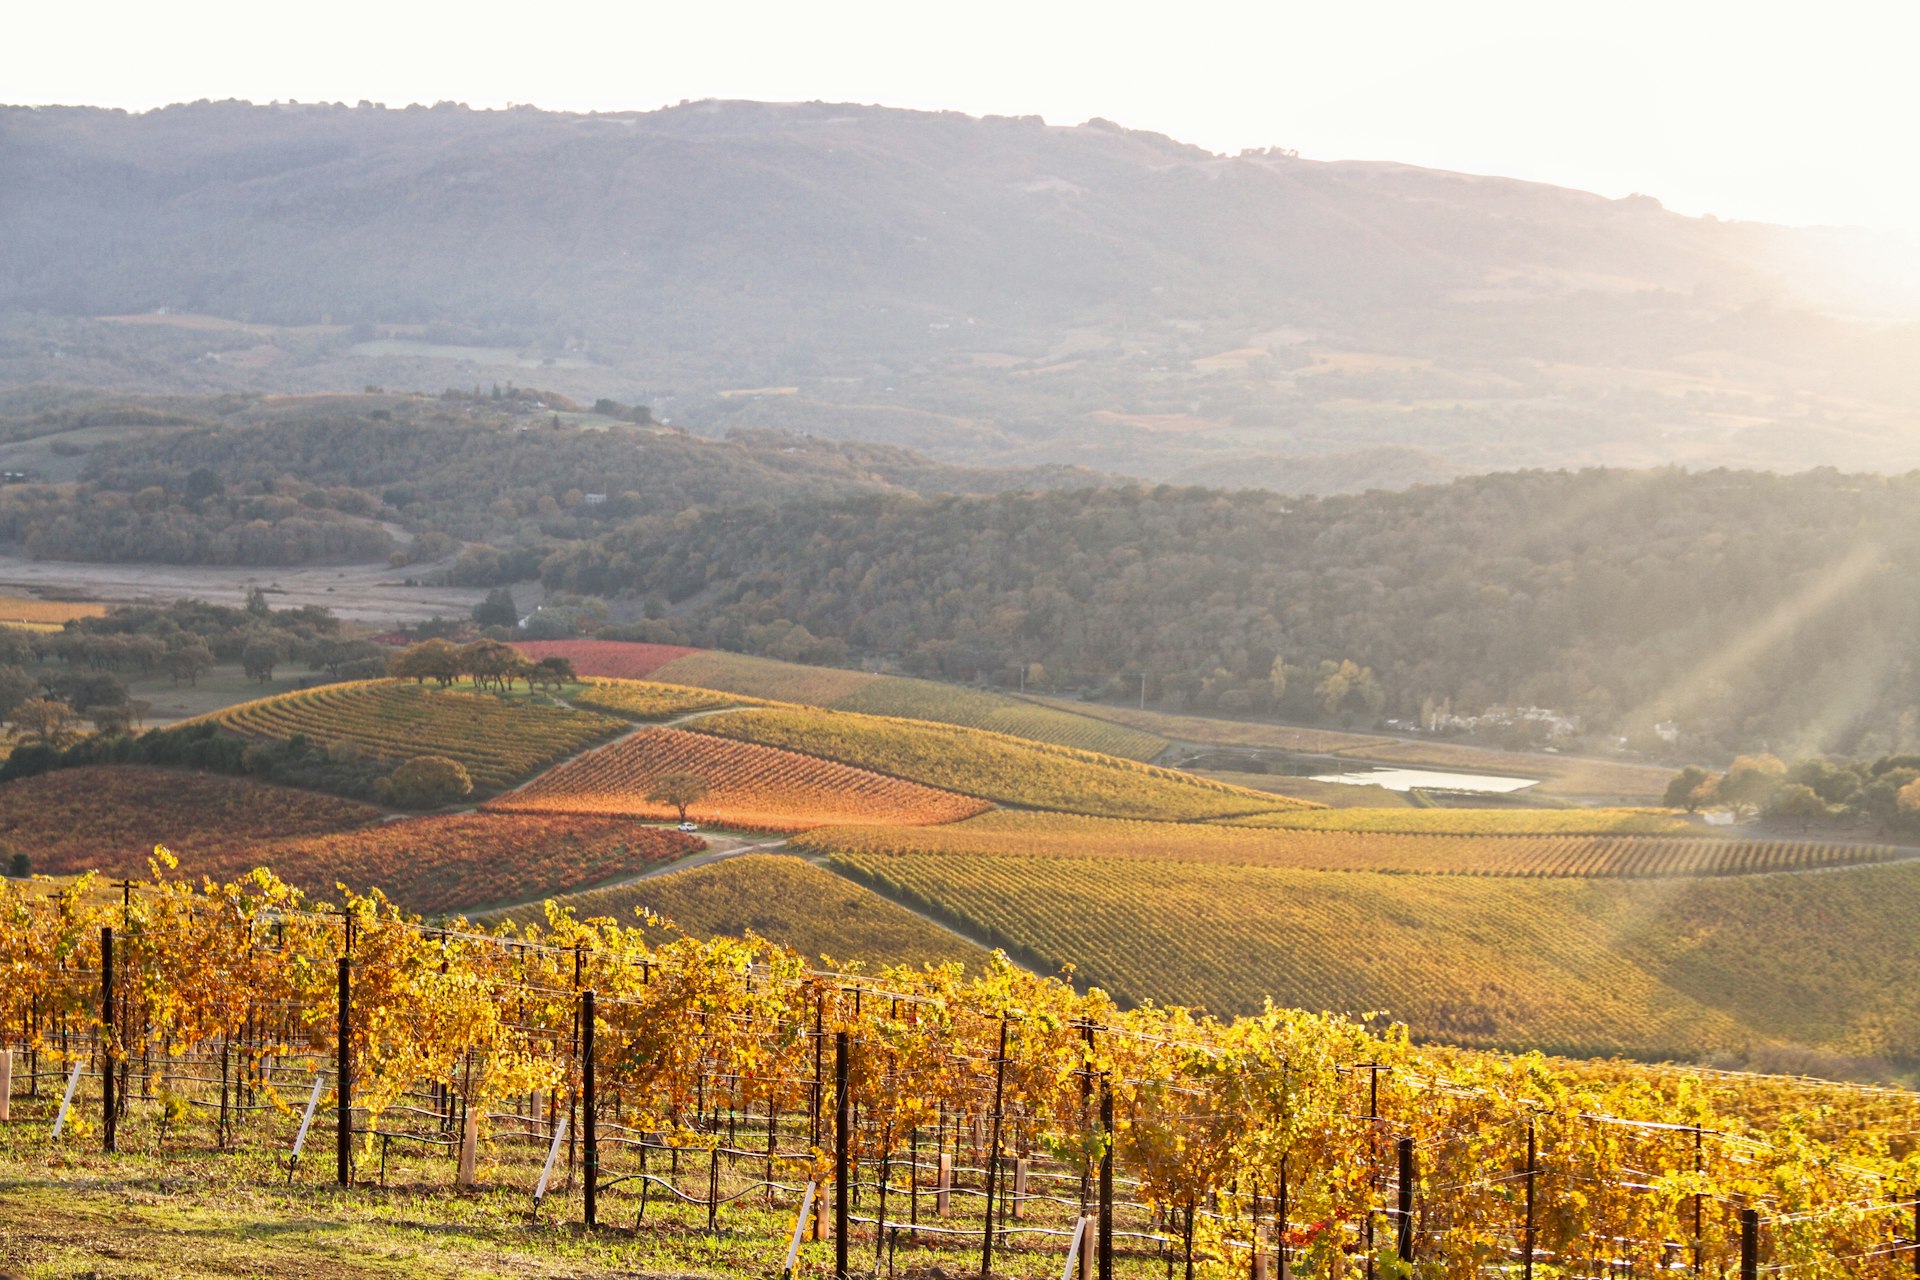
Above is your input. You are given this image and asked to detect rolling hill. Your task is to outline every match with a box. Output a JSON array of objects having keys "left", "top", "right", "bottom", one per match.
[{"left": 8, "top": 100, "right": 1920, "bottom": 486}]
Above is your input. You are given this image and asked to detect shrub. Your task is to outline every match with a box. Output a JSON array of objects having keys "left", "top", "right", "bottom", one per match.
[{"left": 386, "top": 755, "right": 474, "bottom": 808}]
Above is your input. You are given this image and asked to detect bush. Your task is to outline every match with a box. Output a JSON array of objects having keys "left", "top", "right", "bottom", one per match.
[
  {"left": 385, "top": 755, "right": 474, "bottom": 809},
  {"left": 7, "top": 851, "right": 28, "bottom": 877}
]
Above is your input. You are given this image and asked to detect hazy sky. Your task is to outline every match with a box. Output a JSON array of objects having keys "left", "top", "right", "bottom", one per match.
[{"left": 15, "top": 0, "right": 1919, "bottom": 232}]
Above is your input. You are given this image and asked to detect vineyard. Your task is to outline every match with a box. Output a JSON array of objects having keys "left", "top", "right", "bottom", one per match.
[
  {"left": 1322, "top": 741, "right": 1673, "bottom": 801},
  {"left": 650, "top": 650, "right": 881, "bottom": 704},
  {"left": 256, "top": 814, "right": 702, "bottom": 914},
  {"left": 826, "top": 851, "right": 1752, "bottom": 1053},
  {"left": 511, "top": 639, "right": 701, "bottom": 679},
  {"left": 794, "top": 810, "right": 1903, "bottom": 878},
  {"left": 0, "top": 766, "right": 381, "bottom": 872},
  {"left": 826, "top": 847, "right": 1920, "bottom": 1059},
  {"left": 569, "top": 677, "right": 764, "bottom": 721},
  {"left": 506, "top": 853, "right": 994, "bottom": 971},
  {"left": 832, "top": 680, "right": 1167, "bottom": 760},
  {"left": 4, "top": 865, "right": 1917, "bottom": 1279},
  {"left": 685, "top": 707, "right": 1305, "bottom": 822},
  {"left": 487, "top": 727, "right": 992, "bottom": 831},
  {"left": 1194, "top": 771, "right": 1414, "bottom": 807},
  {"left": 1228, "top": 807, "right": 1702, "bottom": 836},
  {"left": 212, "top": 680, "right": 626, "bottom": 793},
  {"left": 1045, "top": 700, "right": 1391, "bottom": 753},
  {"left": 1049, "top": 700, "right": 1673, "bottom": 801},
  {"left": 583, "top": 648, "right": 1169, "bottom": 759}
]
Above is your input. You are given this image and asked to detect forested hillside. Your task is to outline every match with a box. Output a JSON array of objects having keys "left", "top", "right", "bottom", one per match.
[
  {"left": 541, "top": 470, "right": 1920, "bottom": 759},
  {"left": 0, "top": 390, "right": 1091, "bottom": 568},
  {"left": 6, "top": 387, "right": 1914, "bottom": 760}
]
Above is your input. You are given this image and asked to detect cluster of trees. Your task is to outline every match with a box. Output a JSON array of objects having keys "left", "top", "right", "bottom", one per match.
[
  {"left": 75, "top": 410, "right": 1062, "bottom": 578},
  {"left": 51, "top": 592, "right": 390, "bottom": 686},
  {"left": 0, "top": 715, "right": 470, "bottom": 811},
  {"left": 0, "top": 719, "right": 384, "bottom": 799},
  {"left": 538, "top": 471, "right": 1920, "bottom": 757},
  {"left": 0, "top": 593, "right": 401, "bottom": 749},
  {"left": 387, "top": 638, "right": 576, "bottom": 692},
  {"left": 381, "top": 754, "right": 473, "bottom": 807},
  {"left": 0, "top": 475, "right": 395, "bottom": 566},
  {"left": 1664, "top": 752, "right": 1920, "bottom": 831}
]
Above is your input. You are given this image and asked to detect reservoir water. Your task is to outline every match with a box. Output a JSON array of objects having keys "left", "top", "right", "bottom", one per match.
[{"left": 1310, "top": 767, "right": 1540, "bottom": 794}]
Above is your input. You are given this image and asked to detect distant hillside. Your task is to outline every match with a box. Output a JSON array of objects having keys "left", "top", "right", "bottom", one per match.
[
  {"left": 6, "top": 100, "right": 1920, "bottom": 488},
  {"left": 0, "top": 389, "right": 1094, "bottom": 570}
]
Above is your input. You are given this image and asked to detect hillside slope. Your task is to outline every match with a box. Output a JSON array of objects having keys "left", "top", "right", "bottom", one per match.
[{"left": 7, "top": 100, "right": 1920, "bottom": 483}]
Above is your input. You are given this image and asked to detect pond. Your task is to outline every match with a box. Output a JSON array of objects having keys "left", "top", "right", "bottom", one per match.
[{"left": 1309, "top": 767, "right": 1540, "bottom": 794}]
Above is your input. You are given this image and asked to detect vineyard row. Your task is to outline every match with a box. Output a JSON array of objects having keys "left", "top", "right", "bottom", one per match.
[{"left": 4, "top": 867, "right": 1918, "bottom": 1278}]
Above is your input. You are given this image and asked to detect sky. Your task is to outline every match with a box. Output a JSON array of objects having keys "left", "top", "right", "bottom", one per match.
[{"left": 13, "top": 0, "right": 1920, "bottom": 233}]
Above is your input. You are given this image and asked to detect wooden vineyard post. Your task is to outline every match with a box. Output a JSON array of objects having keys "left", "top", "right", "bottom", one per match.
[
  {"left": 1395, "top": 1136, "right": 1415, "bottom": 1263},
  {"left": 336, "top": 956, "right": 351, "bottom": 1186},
  {"left": 1522, "top": 1121, "right": 1536, "bottom": 1280},
  {"left": 811, "top": 993, "right": 826, "bottom": 1242},
  {"left": 1014, "top": 1158, "right": 1029, "bottom": 1220},
  {"left": 1912, "top": 1191, "right": 1919, "bottom": 1279},
  {"left": 938, "top": 1152, "right": 953, "bottom": 1215},
  {"left": 583, "top": 989, "right": 598, "bottom": 1229},
  {"left": 1692, "top": 1125, "right": 1704, "bottom": 1275},
  {"left": 1098, "top": 1074, "right": 1114, "bottom": 1280},
  {"left": 1079, "top": 1020, "right": 1095, "bottom": 1217},
  {"left": 1740, "top": 1208, "right": 1758, "bottom": 1280},
  {"left": 1276, "top": 1155, "right": 1289, "bottom": 1276},
  {"left": 835, "top": 1029, "right": 851, "bottom": 1280},
  {"left": 0, "top": 1047, "right": 10, "bottom": 1122},
  {"left": 457, "top": 1106, "right": 479, "bottom": 1188},
  {"left": 981, "top": 1018, "right": 1009, "bottom": 1280},
  {"left": 567, "top": 944, "right": 580, "bottom": 1189},
  {"left": 100, "top": 925, "right": 115, "bottom": 1154}
]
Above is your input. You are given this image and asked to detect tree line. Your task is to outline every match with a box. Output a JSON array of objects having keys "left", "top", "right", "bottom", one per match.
[
  {"left": 1665, "top": 752, "right": 1920, "bottom": 833},
  {"left": 537, "top": 470, "right": 1920, "bottom": 760}
]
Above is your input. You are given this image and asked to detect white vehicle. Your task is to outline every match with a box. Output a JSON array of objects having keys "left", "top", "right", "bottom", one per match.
[{"left": 677, "top": 821, "right": 699, "bottom": 833}]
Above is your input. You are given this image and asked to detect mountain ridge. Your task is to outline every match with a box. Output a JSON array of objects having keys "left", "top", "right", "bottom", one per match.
[{"left": 5, "top": 98, "right": 1920, "bottom": 489}]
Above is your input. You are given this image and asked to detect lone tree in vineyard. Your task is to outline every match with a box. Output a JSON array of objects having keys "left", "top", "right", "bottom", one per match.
[{"left": 647, "top": 771, "right": 709, "bottom": 823}]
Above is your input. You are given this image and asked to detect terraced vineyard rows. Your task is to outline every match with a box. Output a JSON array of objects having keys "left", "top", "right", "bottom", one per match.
[
  {"left": 0, "top": 766, "right": 381, "bottom": 871},
  {"left": 686, "top": 705, "right": 1304, "bottom": 821},
  {"left": 1230, "top": 805, "right": 1698, "bottom": 836},
  {"left": 212, "top": 680, "right": 624, "bottom": 792},
  {"left": 569, "top": 678, "right": 763, "bottom": 721},
  {"left": 511, "top": 638, "right": 699, "bottom": 678},
  {"left": 259, "top": 813, "right": 701, "bottom": 913},
  {"left": 832, "top": 679, "right": 1167, "bottom": 759},
  {"left": 830, "top": 850, "right": 1750, "bottom": 1056},
  {"left": 1041, "top": 699, "right": 1391, "bottom": 752},
  {"left": 504, "top": 852, "right": 991, "bottom": 970},
  {"left": 828, "top": 850, "right": 1920, "bottom": 1059},
  {"left": 796, "top": 810, "right": 1903, "bottom": 877},
  {"left": 650, "top": 649, "right": 879, "bottom": 703},
  {"left": 1194, "top": 771, "right": 1413, "bottom": 807},
  {"left": 488, "top": 726, "right": 991, "bottom": 831}
]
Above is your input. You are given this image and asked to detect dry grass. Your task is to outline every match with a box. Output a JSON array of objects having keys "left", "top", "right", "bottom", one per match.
[{"left": 0, "top": 593, "right": 108, "bottom": 625}]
